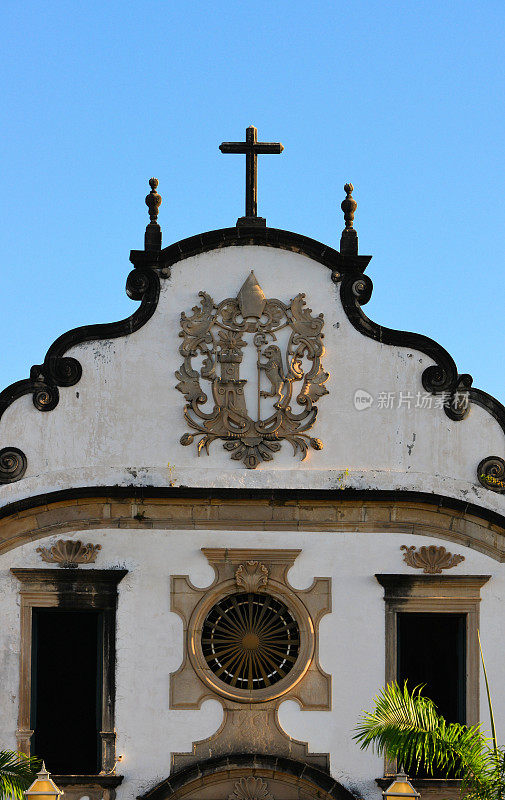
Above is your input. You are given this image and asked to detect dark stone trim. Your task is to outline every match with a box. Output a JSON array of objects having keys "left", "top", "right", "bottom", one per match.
[
  {"left": 11, "top": 568, "right": 128, "bottom": 586},
  {"left": 340, "top": 272, "right": 468, "bottom": 398},
  {"left": 1, "top": 485, "right": 504, "bottom": 534},
  {"left": 0, "top": 268, "right": 160, "bottom": 426},
  {"left": 0, "top": 447, "right": 27, "bottom": 483},
  {"left": 375, "top": 573, "right": 491, "bottom": 596},
  {"left": 52, "top": 776, "right": 123, "bottom": 788},
  {"left": 138, "top": 753, "right": 358, "bottom": 800},
  {"left": 130, "top": 226, "right": 372, "bottom": 274},
  {"left": 339, "top": 270, "right": 505, "bottom": 484}
]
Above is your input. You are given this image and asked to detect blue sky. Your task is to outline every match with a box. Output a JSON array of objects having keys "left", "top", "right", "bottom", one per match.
[{"left": 1, "top": 0, "right": 504, "bottom": 402}]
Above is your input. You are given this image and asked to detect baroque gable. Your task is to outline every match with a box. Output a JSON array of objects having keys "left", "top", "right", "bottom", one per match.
[{"left": 0, "top": 182, "right": 503, "bottom": 525}]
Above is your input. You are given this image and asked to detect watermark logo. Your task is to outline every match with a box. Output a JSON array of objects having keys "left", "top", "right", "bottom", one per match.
[
  {"left": 354, "top": 389, "right": 374, "bottom": 410},
  {"left": 353, "top": 389, "right": 469, "bottom": 412}
]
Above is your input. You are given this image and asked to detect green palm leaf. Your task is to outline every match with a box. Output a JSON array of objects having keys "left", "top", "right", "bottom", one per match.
[
  {"left": 354, "top": 682, "right": 488, "bottom": 782},
  {"left": 0, "top": 751, "right": 41, "bottom": 800}
]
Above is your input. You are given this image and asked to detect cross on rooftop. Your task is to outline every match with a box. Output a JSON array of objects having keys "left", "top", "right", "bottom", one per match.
[{"left": 219, "top": 125, "right": 284, "bottom": 227}]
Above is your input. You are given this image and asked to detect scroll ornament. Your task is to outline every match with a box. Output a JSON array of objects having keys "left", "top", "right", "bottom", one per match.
[
  {"left": 0, "top": 447, "right": 27, "bottom": 483},
  {"left": 478, "top": 456, "right": 505, "bottom": 493},
  {"left": 401, "top": 544, "right": 465, "bottom": 574},
  {"left": 176, "top": 272, "right": 329, "bottom": 469}
]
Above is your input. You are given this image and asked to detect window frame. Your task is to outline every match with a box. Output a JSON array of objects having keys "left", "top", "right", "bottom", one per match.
[
  {"left": 376, "top": 574, "right": 490, "bottom": 730},
  {"left": 11, "top": 568, "right": 127, "bottom": 775}
]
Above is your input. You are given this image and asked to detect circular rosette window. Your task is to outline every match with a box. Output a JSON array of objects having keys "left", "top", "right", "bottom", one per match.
[{"left": 192, "top": 589, "right": 314, "bottom": 702}]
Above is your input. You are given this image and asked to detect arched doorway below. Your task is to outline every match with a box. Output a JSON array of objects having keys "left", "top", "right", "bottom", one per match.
[{"left": 138, "top": 754, "right": 358, "bottom": 800}]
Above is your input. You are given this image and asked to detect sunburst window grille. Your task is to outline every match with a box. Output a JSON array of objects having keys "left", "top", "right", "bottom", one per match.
[{"left": 201, "top": 592, "right": 300, "bottom": 690}]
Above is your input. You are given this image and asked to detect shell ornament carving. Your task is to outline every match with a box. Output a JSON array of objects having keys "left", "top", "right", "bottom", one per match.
[
  {"left": 401, "top": 544, "right": 465, "bottom": 574},
  {"left": 235, "top": 561, "right": 269, "bottom": 592},
  {"left": 176, "top": 271, "right": 329, "bottom": 468},
  {"left": 37, "top": 539, "right": 101, "bottom": 568},
  {"left": 228, "top": 777, "right": 274, "bottom": 800}
]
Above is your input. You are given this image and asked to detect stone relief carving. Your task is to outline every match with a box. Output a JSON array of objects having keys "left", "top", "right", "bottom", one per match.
[
  {"left": 176, "top": 271, "right": 329, "bottom": 468},
  {"left": 235, "top": 560, "right": 269, "bottom": 592},
  {"left": 228, "top": 777, "right": 274, "bottom": 800},
  {"left": 401, "top": 544, "right": 465, "bottom": 574},
  {"left": 170, "top": 548, "right": 331, "bottom": 771},
  {"left": 37, "top": 539, "right": 101, "bottom": 568}
]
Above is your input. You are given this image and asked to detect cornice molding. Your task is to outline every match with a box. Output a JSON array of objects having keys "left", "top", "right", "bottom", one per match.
[
  {"left": 1, "top": 486, "right": 505, "bottom": 530},
  {"left": 202, "top": 547, "right": 301, "bottom": 567},
  {"left": 130, "top": 225, "right": 372, "bottom": 274},
  {"left": 375, "top": 573, "right": 491, "bottom": 599},
  {"left": 11, "top": 568, "right": 128, "bottom": 587},
  {"left": 339, "top": 269, "right": 505, "bottom": 487}
]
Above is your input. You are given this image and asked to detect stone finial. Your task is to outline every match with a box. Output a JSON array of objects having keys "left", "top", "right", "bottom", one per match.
[
  {"left": 145, "top": 177, "right": 162, "bottom": 251},
  {"left": 340, "top": 182, "right": 358, "bottom": 256}
]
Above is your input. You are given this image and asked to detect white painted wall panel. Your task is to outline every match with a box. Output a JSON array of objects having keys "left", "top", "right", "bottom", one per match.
[{"left": 0, "top": 529, "right": 502, "bottom": 800}]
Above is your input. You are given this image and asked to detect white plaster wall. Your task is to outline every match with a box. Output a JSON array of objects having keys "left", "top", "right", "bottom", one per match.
[
  {"left": 0, "top": 245, "right": 504, "bottom": 516},
  {"left": 0, "top": 528, "right": 503, "bottom": 800}
]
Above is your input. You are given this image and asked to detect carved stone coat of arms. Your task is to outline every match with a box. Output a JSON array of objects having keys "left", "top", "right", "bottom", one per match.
[{"left": 176, "top": 272, "right": 329, "bottom": 468}]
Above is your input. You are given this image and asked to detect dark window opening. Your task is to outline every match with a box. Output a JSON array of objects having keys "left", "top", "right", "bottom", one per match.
[
  {"left": 31, "top": 609, "right": 103, "bottom": 775},
  {"left": 397, "top": 612, "right": 466, "bottom": 777}
]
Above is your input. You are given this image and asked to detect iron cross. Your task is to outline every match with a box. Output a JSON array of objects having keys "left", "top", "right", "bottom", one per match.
[{"left": 220, "top": 126, "right": 284, "bottom": 221}]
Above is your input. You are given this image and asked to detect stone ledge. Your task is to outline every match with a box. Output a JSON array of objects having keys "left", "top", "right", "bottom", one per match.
[{"left": 1, "top": 494, "right": 504, "bottom": 560}]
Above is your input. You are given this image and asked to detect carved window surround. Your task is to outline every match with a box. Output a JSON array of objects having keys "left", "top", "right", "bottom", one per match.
[
  {"left": 11, "top": 568, "right": 127, "bottom": 776},
  {"left": 170, "top": 548, "right": 331, "bottom": 771},
  {"left": 376, "top": 574, "right": 490, "bottom": 727}
]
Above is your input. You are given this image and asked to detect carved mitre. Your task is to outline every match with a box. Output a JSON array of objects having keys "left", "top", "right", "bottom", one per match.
[
  {"left": 176, "top": 272, "right": 329, "bottom": 468},
  {"left": 237, "top": 272, "right": 267, "bottom": 318}
]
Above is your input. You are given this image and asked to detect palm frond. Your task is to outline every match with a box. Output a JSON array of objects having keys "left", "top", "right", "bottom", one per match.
[
  {"left": 479, "top": 631, "right": 499, "bottom": 760},
  {"left": 354, "top": 682, "right": 487, "bottom": 780},
  {"left": 0, "top": 751, "right": 41, "bottom": 800}
]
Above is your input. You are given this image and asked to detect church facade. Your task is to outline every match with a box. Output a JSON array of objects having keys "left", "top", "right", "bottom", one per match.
[{"left": 1, "top": 129, "right": 505, "bottom": 800}]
